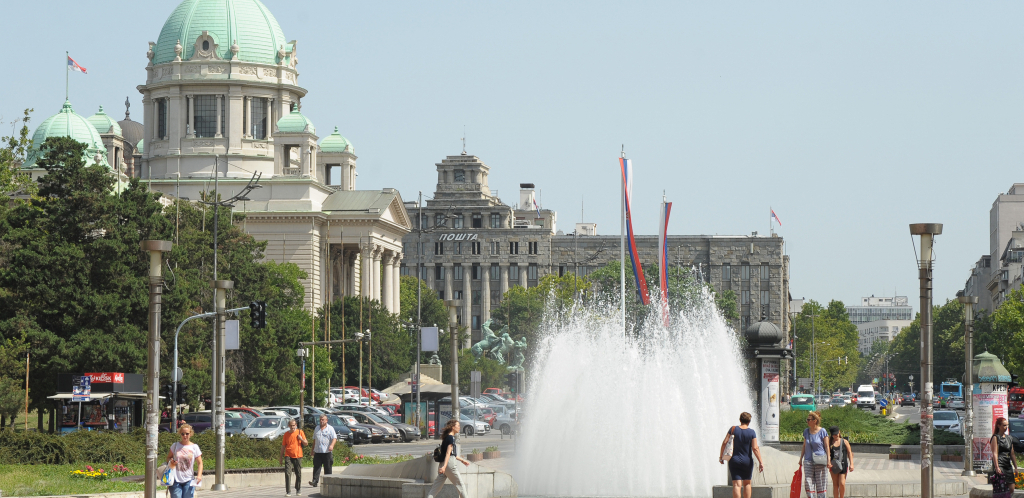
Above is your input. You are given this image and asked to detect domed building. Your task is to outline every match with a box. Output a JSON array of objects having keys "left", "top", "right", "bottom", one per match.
[
  {"left": 136, "top": 0, "right": 410, "bottom": 312},
  {"left": 117, "top": 98, "right": 145, "bottom": 178}
]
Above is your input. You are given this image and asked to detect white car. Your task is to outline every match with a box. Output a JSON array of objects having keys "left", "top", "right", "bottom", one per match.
[
  {"left": 370, "top": 388, "right": 388, "bottom": 401},
  {"left": 947, "top": 397, "right": 965, "bottom": 410},
  {"left": 934, "top": 410, "right": 961, "bottom": 434},
  {"left": 841, "top": 395, "right": 853, "bottom": 405},
  {"left": 242, "top": 416, "right": 290, "bottom": 440},
  {"left": 343, "top": 389, "right": 361, "bottom": 403},
  {"left": 458, "top": 412, "right": 490, "bottom": 436}
]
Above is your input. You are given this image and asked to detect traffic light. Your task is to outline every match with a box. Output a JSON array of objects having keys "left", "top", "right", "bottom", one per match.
[
  {"left": 249, "top": 300, "right": 267, "bottom": 329},
  {"left": 506, "top": 373, "right": 518, "bottom": 393},
  {"left": 161, "top": 384, "right": 173, "bottom": 403},
  {"left": 177, "top": 384, "right": 189, "bottom": 405}
]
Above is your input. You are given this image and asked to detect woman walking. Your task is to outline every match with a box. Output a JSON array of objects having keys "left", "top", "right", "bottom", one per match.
[
  {"left": 827, "top": 426, "right": 854, "bottom": 498},
  {"left": 427, "top": 419, "right": 471, "bottom": 498},
  {"left": 991, "top": 417, "right": 1017, "bottom": 498},
  {"left": 799, "top": 411, "right": 829, "bottom": 498},
  {"left": 718, "top": 412, "right": 764, "bottom": 498},
  {"left": 165, "top": 423, "right": 203, "bottom": 498}
]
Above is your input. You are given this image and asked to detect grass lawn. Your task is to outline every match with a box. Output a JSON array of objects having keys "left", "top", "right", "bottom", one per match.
[{"left": 0, "top": 455, "right": 415, "bottom": 496}]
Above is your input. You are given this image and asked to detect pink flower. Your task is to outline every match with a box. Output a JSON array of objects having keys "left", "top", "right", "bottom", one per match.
[
  {"left": 86, "top": 465, "right": 93, "bottom": 471},
  {"left": 98, "top": 469, "right": 104, "bottom": 473}
]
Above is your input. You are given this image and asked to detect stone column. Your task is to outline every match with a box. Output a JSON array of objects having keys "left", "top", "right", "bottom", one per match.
[
  {"left": 392, "top": 256, "right": 402, "bottom": 315},
  {"left": 500, "top": 265, "right": 509, "bottom": 295},
  {"left": 168, "top": 91, "right": 182, "bottom": 154},
  {"left": 443, "top": 264, "right": 453, "bottom": 302},
  {"left": 372, "top": 246, "right": 382, "bottom": 303},
  {"left": 186, "top": 96, "right": 195, "bottom": 138},
  {"left": 266, "top": 99, "right": 273, "bottom": 139},
  {"left": 481, "top": 265, "right": 491, "bottom": 322},
  {"left": 246, "top": 97, "right": 253, "bottom": 138},
  {"left": 382, "top": 252, "right": 394, "bottom": 312},
  {"left": 301, "top": 145, "right": 311, "bottom": 178},
  {"left": 228, "top": 86, "right": 243, "bottom": 150},
  {"left": 361, "top": 244, "right": 373, "bottom": 299},
  {"left": 215, "top": 95, "right": 222, "bottom": 138},
  {"left": 347, "top": 250, "right": 358, "bottom": 297},
  {"left": 463, "top": 268, "right": 472, "bottom": 346},
  {"left": 519, "top": 265, "right": 528, "bottom": 290}
]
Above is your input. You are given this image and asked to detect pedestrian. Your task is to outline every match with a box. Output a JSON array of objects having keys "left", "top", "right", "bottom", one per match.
[
  {"left": 427, "top": 419, "right": 471, "bottom": 498},
  {"left": 279, "top": 418, "right": 308, "bottom": 496},
  {"left": 990, "top": 417, "right": 1018, "bottom": 498},
  {"left": 799, "top": 411, "right": 829, "bottom": 498},
  {"left": 165, "top": 423, "right": 203, "bottom": 498},
  {"left": 309, "top": 414, "right": 337, "bottom": 489},
  {"left": 718, "top": 411, "right": 764, "bottom": 498},
  {"left": 828, "top": 426, "right": 854, "bottom": 498}
]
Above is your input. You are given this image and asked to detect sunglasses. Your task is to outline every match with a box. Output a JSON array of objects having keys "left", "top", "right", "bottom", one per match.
[{"left": 180, "top": 432, "right": 192, "bottom": 435}]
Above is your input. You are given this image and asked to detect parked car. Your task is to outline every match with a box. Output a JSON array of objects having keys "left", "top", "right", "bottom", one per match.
[
  {"left": 494, "top": 410, "right": 519, "bottom": 435},
  {"left": 900, "top": 394, "right": 915, "bottom": 407},
  {"left": 828, "top": 397, "right": 846, "bottom": 408},
  {"left": 339, "top": 411, "right": 401, "bottom": 442},
  {"left": 1010, "top": 387, "right": 1024, "bottom": 414},
  {"left": 302, "top": 413, "right": 354, "bottom": 446},
  {"left": 475, "top": 407, "right": 498, "bottom": 427},
  {"left": 162, "top": 411, "right": 213, "bottom": 433},
  {"left": 377, "top": 414, "right": 421, "bottom": 442},
  {"left": 1009, "top": 419, "right": 1024, "bottom": 453},
  {"left": 227, "top": 407, "right": 264, "bottom": 419},
  {"left": 459, "top": 412, "right": 490, "bottom": 436},
  {"left": 378, "top": 404, "right": 401, "bottom": 417},
  {"left": 325, "top": 411, "right": 377, "bottom": 444},
  {"left": 947, "top": 397, "right": 965, "bottom": 410},
  {"left": 790, "top": 395, "right": 817, "bottom": 412},
  {"left": 483, "top": 388, "right": 503, "bottom": 396},
  {"left": 840, "top": 395, "right": 852, "bottom": 405},
  {"left": 328, "top": 388, "right": 346, "bottom": 406},
  {"left": 344, "top": 386, "right": 380, "bottom": 403},
  {"left": 242, "top": 416, "right": 290, "bottom": 440},
  {"left": 371, "top": 389, "right": 389, "bottom": 401},
  {"left": 933, "top": 410, "right": 961, "bottom": 434}
]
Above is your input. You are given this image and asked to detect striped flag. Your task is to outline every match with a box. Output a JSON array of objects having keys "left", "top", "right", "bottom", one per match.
[
  {"left": 620, "top": 158, "right": 650, "bottom": 305},
  {"left": 67, "top": 55, "right": 87, "bottom": 74},
  {"left": 771, "top": 208, "right": 782, "bottom": 226},
  {"left": 658, "top": 199, "right": 672, "bottom": 325}
]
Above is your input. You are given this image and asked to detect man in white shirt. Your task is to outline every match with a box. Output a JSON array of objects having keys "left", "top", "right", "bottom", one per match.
[{"left": 309, "top": 414, "right": 337, "bottom": 488}]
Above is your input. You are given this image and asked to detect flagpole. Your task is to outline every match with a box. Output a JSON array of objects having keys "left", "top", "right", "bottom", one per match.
[
  {"left": 620, "top": 146, "right": 626, "bottom": 336},
  {"left": 65, "top": 51, "right": 69, "bottom": 101}
]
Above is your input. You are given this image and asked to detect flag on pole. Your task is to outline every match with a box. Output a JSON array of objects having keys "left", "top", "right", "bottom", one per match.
[
  {"left": 658, "top": 199, "right": 672, "bottom": 325},
  {"left": 620, "top": 158, "right": 650, "bottom": 305},
  {"left": 771, "top": 208, "right": 782, "bottom": 226},
  {"left": 533, "top": 197, "right": 541, "bottom": 218},
  {"left": 67, "top": 55, "right": 87, "bottom": 74}
]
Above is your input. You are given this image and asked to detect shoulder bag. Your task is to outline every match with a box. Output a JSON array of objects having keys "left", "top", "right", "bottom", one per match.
[
  {"left": 811, "top": 429, "right": 828, "bottom": 466},
  {"left": 721, "top": 426, "right": 736, "bottom": 461}
]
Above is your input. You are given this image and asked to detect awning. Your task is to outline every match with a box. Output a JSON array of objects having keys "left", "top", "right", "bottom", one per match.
[{"left": 48, "top": 393, "right": 158, "bottom": 401}]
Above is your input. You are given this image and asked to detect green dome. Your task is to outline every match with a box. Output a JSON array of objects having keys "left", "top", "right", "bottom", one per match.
[
  {"left": 154, "top": 0, "right": 288, "bottom": 65},
  {"left": 276, "top": 108, "right": 315, "bottom": 134},
  {"left": 24, "top": 101, "right": 108, "bottom": 169},
  {"left": 136, "top": 139, "right": 144, "bottom": 154},
  {"left": 320, "top": 127, "right": 353, "bottom": 153},
  {"left": 87, "top": 106, "right": 123, "bottom": 136}
]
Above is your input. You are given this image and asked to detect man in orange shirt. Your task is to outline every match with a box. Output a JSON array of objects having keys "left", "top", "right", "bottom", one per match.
[{"left": 280, "top": 418, "right": 308, "bottom": 496}]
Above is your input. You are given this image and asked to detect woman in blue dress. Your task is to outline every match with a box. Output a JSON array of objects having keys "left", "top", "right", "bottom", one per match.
[{"left": 719, "top": 412, "right": 764, "bottom": 498}]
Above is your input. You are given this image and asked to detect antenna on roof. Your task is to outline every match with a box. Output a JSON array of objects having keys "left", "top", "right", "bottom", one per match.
[{"left": 461, "top": 126, "right": 467, "bottom": 155}]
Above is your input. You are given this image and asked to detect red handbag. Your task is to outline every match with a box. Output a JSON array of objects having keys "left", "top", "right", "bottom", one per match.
[{"left": 790, "top": 467, "right": 802, "bottom": 498}]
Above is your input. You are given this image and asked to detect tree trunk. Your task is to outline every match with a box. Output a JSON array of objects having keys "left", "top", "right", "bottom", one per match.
[
  {"left": 49, "top": 408, "right": 56, "bottom": 434},
  {"left": 1, "top": 414, "right": 5, "bottom": 429},
  {"left": 38, "top": 407, "right": 44, "bottom": 432}
]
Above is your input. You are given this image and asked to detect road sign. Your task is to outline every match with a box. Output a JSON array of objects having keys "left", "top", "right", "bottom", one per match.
[
  {"left": 172, "top": 367, "right": 183, "bottom": 382},
  {"left": 225, "top": 320, "right": 239, "bottom": 350},
  {"left": 421, "top": 327, "right": 439, "bottom": 352},
  {"left": 798, "top": 378, "right": 811, "bottom": 389}
]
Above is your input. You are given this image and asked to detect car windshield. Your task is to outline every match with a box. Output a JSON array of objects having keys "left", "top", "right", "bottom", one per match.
[
  {"left": 379, "top": 415, "right": 400, "bottom": 424},
  {"left": 225, "top": 419, "right": 244, "bottom": 429},
  {"left": 831, "top": 398, "right": 844, "bottom": 402},
  {"left": 934, "top": 412, "right": 958, "bottom": 421},
  {"left": 858, "top": 392, "right": 873, "bottom": 398},
  {"left": 325, "top": 415, "right": 345, "bottom": 426},
  {"left": 792, "top": 396, "right": 813, "bottom": 404},
  {"left": 1011, "top": 420, "right": 1024, "bottom": 432},
  {"left": 341, "top": 416, "right": 358, "bottom": 425},
  {"left": 252, "top": 417, "right": 283, "bottom": 428},
  {"left": 363, "top": 413, "right": 385, "bottom": 423}
]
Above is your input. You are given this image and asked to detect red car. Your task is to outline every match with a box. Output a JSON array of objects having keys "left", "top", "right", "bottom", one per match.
[
  {"left": 379, "top": 404, "right": 401, "bottom": 417},
  {"left": 1010, "top": 387, "right": 1024, "bottom": 413},
  {"left": 483, "top": 388, "right": 503, "bottom": 396},
  {"left": 344, "top": 386, "right": 380, "bottom": 403}
]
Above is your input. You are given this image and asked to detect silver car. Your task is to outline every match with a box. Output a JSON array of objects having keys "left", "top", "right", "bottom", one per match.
[
  {"left": 933, "top": 410, "right": 961, "bottom": 434},
  {"left": 242, "top": 416, "right": 290, "bottom": 440},
  {"left": 828, "top": 397, "right": 846, "bottom": 408},
  {"left": 947, "top": 397, "right": 965, "bottom": 410}
]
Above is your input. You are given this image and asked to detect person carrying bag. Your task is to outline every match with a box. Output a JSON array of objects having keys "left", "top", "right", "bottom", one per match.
[{"left": 798, "top": 411, "right": 829, "bottom": 498}]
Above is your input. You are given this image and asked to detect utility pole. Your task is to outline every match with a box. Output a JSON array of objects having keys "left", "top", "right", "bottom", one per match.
[
  {"left": 958, "top": 295, "right": 978, "bottom": 477},
  {"left": 911, "top": 223, "right": 942, "bottom": 498},
  {"left": 416, "top": 191, "right": 422, "bottom": 429},
  {"left": 141, "top": 240, "right": 172, "bottom": 498},
  {"left": 211, "top": 279, "right": 232, "bottom": 491}
]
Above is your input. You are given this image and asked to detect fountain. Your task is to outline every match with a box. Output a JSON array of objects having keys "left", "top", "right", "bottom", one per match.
[{"left": 516, "top": 287, "right": 755, "bottom": 498}]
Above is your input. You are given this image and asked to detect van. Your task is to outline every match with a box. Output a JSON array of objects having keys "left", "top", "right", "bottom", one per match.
[{"left": 856, "top": 385, "right": 876, "bottom": 410}]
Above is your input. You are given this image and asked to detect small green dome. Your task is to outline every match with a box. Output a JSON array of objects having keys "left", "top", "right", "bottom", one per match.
[
  {"left": 154, "top": 0, "right": 289, "bottom": 66},
  {"left": 136, "top": 139, "right": 144, "bottom": 153},
  {"left": 24, "top": 101, "right": 109, "bottom": 168},
  {"left": 88, "top": 106, "right": 123, "bottom": 136},
  {"left": 276, "top": 108, "right": 315, "bottom": 134},
  {"left": 320, "top": 127, "right": 353, "bottom": 153}
]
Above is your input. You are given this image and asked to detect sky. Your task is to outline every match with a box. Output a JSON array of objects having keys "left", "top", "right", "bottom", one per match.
[{"left": 4, "top": 1, "right": 1024, "bottom": 310}]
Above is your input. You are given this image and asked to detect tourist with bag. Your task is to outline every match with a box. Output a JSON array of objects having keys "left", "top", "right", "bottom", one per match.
[
  {"left": 427, "top": 419, "right": 471, "bottom": 498},
  {"left": 165, "top": 423, "right": 203, "bottom": 498},
  {"left": 827, "top": 426, "right": 853, "bottom": 498},
  {"left": 798, "top": 411, "right": 829, "bottom": 498},
  {"left": 718, "top": 412, "right": 764, "bottom": 498},
  {"left": 990, "top": 417, "right": 1017, "bottom": 498}
]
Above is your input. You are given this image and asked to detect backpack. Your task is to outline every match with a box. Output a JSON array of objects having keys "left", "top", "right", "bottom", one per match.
[{"left": 432, "top": 443, "right": 444, "bottom": 463}]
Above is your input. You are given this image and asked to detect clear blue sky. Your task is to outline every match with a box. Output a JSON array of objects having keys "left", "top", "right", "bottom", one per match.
[{"left": 4, "top": 1, "right": 1024, "bottom": 310}]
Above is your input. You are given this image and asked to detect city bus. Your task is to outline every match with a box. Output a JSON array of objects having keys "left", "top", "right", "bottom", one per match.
[{"left": 939, "top": 379, "right": 963, "bottom": 401}]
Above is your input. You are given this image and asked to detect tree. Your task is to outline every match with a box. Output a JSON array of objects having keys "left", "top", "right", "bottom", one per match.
[
  {"left": 791, "top": 300, "right": 860, "bottom": 392},
  {"left": 0, "top": 108, "right": 37, "bottom": 198},
  {"left": 323, "top": 296, "right": 414, "bottom": 392}
]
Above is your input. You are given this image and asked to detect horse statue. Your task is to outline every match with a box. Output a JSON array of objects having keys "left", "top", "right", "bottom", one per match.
[
  {"left": 507, "top": 336, "right": 527, "bottom": 372},
  {"left": 471, "top": 319, "right": 501, "bottom": 361},
  {"left": 489, "top": 330, "right": 514, "bottom": 364}
]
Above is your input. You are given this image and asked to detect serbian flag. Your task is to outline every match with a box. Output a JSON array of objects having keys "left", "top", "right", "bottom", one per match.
[
  {"left": 67, "top": 55, "right": 87, "bottom": 74},
  {"left": 533, "top": 197, "right": 541, "bottom": 217},
  {"left": 771, "top": 208, "right": 782, "bottom": 227},
  {"left": 620, "top": 158, "right": 650, "bottom": 305},
  {"left": 658, "top": 199, "right": 672, "bottom": 325}
]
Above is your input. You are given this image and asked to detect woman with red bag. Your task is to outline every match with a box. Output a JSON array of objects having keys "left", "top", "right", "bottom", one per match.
[{"left": 799, "top": 411, "right": 829, "bottom": 498}]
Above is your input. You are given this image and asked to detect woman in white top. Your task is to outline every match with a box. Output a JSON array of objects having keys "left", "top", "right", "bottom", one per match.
[{"left": 166, "top": 423, "right": 204, "bottom": 498}]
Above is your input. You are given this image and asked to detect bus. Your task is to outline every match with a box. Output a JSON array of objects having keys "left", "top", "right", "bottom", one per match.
[{"left": 939, "top": 379, "right": 963, "bottom": 400}]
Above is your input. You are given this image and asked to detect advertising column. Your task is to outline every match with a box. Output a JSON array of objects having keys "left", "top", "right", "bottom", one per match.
[
  {"left": 972, "top": 383, "right": 1008, "bottom": 472},
  {"left": 761, "top": 358, "right": 780, "bottom": 442}
]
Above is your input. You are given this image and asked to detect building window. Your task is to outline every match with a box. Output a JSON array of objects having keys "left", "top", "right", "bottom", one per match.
[
  {"left": 760, "top": 290, "right": 770, "bottom": 306},
  {"left": 528, "top": 241, "right": 538, "bottom": 255},
  {"left": 420, "top": 266, "right": 429, "bottom": 281},
  {"left": 454, "top": 290, "right": 463, "bottom": 300},
  {"left": 741, "top": 290, "right": 751, "bottom": 304},
  {"left": 453, "top": 265, "right": 464, "bottom": 280},
  {"left": 434, "top": 242, "right": 444, "bottom": 255},
  {"left": 490, "top": 241, "right": 500, "bottom": 255},
  {"left": 158, "top": 99, "right": 168, "bottom": 138},
  {"left": 509, "top": 264, "right": 520, "bottom": 281},
  {"left": 453, "top": 214, "right": 464, "bottom": 229},
  {"left": 400, "top": 265, "right": 409, "bottom": 276},
  {"left": 421, "top": 214, "right": 430, "bottom": 228},
  {"left": 490, "top": 213, "right": 502, "bottom": 228},
  {"left": 417, "top": 242, "right": 425, "bottom": 255},
  {"left": 490, "top": 264, "right": 499, "bottom": 281},
  {"left": 472, "top": 265, "right": 481, "bottom": 280},
  {"left": 453, "top": 241, "right": 461, "bottom": 254},
  {"left": 472, "top": 290, "right": 482, "bottom": 303},
  {"left": 472, "top": 214, "right": 482, "bottom": 228},
  {"left": 491, "top": 289, "right": 500, "bottom": 305},
  {"left": 435, "top": 214, "right": 445, "bottom": 227},
  {"left": 471, "top": 242, "right": 481, "bottom": 255},
  {"left": 435, "top": 266, "right": 444, "bottom": 280},
  {"left": 741, "top": 264, "right": 750, "bottom": 281},
  {"left": 527, "top": 264, "right": 538, "bottom": 280},
  {"left": 251, "top": 97, "right": 268, "bottom": 139},
  {"left": 722, "top": 263, "right": 731, "bottom": 281},
  {"left": 509, "top": 242, "right": 519, "bottom": 255},
  {"left": 472, "top": 315, "right": 480, "bottom": 330},
  {"left": 454, "top": 169, "right": 465, "bottom": 182},
  {"left": 760, "top": 263, "right": 770, "bottom": 281},
  {"left": 194, "top": 95, "right": 223, "bottom": 138},
  {"left": 438, "top": 290, "right": 445, "bottom": 300}
]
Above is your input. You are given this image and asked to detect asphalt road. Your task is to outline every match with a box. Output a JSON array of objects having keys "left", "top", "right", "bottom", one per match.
[{"left": 348, "top": 431, "right": 519, "bottom": 457}]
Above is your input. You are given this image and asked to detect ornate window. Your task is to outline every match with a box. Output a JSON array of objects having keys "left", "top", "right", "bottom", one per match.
[
  {"left": 194, "top": 95, "right": 223, "bottom": 138},
  {"left": 251, "top": 97, "right": 268, "bottom": 139},
  {"left": 157, "top": 99, "right": 168, "bottom": 139},
  {"left": 490, "top": 213, "right": 502, "bottom": 228}
]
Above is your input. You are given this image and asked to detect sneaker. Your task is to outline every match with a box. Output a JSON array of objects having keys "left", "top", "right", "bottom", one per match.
[
  {"left": 309, "top": 481, "right": 316, "bottom": 487},
  {"left": 285, "top": 494, "right": 292, "bottom": 497},
  {"left": 296, "top": 491, "right": 302, "bottom": 496}
]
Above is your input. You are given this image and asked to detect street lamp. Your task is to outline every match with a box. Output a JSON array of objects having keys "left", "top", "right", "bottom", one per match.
[
  {"left": 910, "top": 222, "right": 942, "bottom": 498},
  {"left": 141, "top": 240, "right": 172, "bottom": 498},
  {"left": 957, "top": 295, "right": 978, "bottom": 477}
]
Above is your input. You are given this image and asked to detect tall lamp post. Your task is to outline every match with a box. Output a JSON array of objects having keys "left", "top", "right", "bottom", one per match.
[
  {"left": 141, "top": 240, "right": 172, "bottom": 498},
  {"left": 910, "top": 222, "right": 942, "bottom": 498},
  {"left": 958, "top": 295, "right": 978, "bottom": 477}
]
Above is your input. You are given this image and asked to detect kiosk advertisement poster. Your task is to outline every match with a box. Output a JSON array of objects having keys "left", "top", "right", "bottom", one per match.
[
  {"left": 761, "top": 359, "right": 780, "bottom": 442},
  {"left": 72, "top": 376, "right": 91, "bottom": 402},
  {"left": 973, "top": 385, "right": 1008, "bottom": 472}
]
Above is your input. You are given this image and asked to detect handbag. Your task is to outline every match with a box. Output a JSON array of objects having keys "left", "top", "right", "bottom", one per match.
[
  {"left": 157, "top": 464, "right": 173, "bottom": 486},
  {"left": 720, "top": 426, "right": 735, "bottom": 461},
  {"left": 812, "top": 453, "right": 828, "bottom": 466},
  {"left": 789, "top": 467, "right": 802, "bottom": 498}
]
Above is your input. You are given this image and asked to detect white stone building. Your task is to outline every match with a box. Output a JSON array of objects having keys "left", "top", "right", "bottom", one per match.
[{"left": 857, "top": 319, "right": 911, "bottom": 354}]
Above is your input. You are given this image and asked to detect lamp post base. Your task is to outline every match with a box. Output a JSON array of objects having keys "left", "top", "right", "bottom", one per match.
[
  {"left": 961, "top": 471, "right": 975, "bottom": 477},
  {"left": 212, "top": 484, "right": 227, "bottom": 491}
]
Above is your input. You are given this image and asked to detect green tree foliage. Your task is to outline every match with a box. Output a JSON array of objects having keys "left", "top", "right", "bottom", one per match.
[
  {"left": 0, "top": 108, "right": 38, "bottom": 198},
  {"left": 456, "top": 350, "right": 507, "bottom": 392},
  {"left": 321, "top": 296, "right": 414, "bottom": 392},
  {"left": 399, "top": 275, "right": 448, "bottom": 328},
  {"left": 791, "top": 300, "right": 860, "bottom": 392}
]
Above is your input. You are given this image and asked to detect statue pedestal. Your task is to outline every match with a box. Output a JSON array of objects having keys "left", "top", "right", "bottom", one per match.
[{"left": 401, "top": 364, "right": 442, "bottom": 384}]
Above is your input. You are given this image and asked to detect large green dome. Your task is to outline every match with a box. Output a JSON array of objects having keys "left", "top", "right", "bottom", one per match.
[
  {"left": 24, "top": 101, "right": 109, "bottom": 169},
  {"left": 154, "top": 0, "right": 288, "bottom": 66}
]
